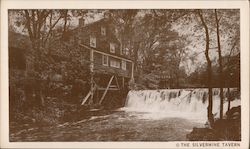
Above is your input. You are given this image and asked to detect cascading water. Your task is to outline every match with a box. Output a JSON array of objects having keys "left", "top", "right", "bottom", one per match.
[{"left": 123, "top": 88, "right": 241, "bottom": 123}]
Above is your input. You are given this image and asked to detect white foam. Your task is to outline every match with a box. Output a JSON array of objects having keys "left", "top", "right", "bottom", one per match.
[{"left": 123, "top": 88, "right": 240, "bottom": 123}]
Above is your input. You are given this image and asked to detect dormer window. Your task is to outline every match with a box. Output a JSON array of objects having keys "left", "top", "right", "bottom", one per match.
[
  {"left": 110, "top": 43, "right": 115, "bottom": 53},
  {"left": 101, "top": 26, "right": 106, "bottom": 36},
  {"left": 90, "top": 36, "right": 96, "bottom": 48}
]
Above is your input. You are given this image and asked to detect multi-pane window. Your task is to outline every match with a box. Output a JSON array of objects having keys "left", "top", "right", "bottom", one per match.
[
  {"left": 90, "top": 36, "right": 96, "bottom": 48},
  {"left": 102, "top": 55, "right": 108, "bottom": 66},
  {"left": 124, "top": 48, "right": 129, "bottom": 55},
  {"left": 110, "top": 43, "right": 115, "bottom": 53},
  {"left": 110, "top": 59, "right": 120, "bottom": 68},
  {"left": 101, "top": 27, "right": 106, "bottom": 36},
  {"left": 121, "top": 60, "right": 126, "bottom": 70}
]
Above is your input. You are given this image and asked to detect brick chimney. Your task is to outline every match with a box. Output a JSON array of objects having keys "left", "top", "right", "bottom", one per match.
[{"left": 79, "top": 17, "right": 85, "bottom": 27}]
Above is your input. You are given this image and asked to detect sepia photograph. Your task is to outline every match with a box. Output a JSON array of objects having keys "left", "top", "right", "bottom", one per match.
[
  {"left": 8, "top": 8, "right": 241, "bottom": 142},
  {"left": 1, "top": 0, "right": 249, "bottom": 148}
]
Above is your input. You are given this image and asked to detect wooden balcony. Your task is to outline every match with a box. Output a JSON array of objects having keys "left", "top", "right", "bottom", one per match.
[{"left": 93, "top": 64, "right": 131, "bottom": 78}]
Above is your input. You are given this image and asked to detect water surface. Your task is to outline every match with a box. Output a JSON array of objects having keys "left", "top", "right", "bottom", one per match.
[{"left": 10, "top": 111, "right": 203, "bottom": 141}]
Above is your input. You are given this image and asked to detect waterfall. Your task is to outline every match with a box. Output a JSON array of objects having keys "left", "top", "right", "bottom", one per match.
[{"left": 123, "top": 88, "right": 241, "bottom": 122}]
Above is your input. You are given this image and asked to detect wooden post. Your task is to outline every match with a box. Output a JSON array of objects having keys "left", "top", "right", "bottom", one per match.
[
  {"left": 131, "top": 62, "right": 134, "bottom": 80},
  {"left": 99, "top": 75, "right": 114, "bottom": 104},
  {"left": 114, "top": 76, "right": 120, "bottom": 90},
  {"left": 122, "top": 77, "right": 125, "bottom": 88},
  {"left": 89, "top": 49, "right": 94, "bottom": 105}
]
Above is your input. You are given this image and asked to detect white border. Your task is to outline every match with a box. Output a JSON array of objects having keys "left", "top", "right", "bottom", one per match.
[{"left": 1, "top": 0, "right": 249, "bottom": 148}]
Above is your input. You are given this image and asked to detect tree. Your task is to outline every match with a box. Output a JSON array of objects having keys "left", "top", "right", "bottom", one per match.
[
  {"left": 196, "top": 9, "right": 214, "bottom": 126},
  {"left": 133, "top": 10, "right": 189, "bottom": 88},
  {"left": 222, "top": 10, "right": 240, "bottom": 111},
  {"left": 21, "top": 10, "right": 66, "bottom": 72},
  {"left": 107, "top": 10, "right": 190, "bottom": 89},
  {"left": 12, "top": 10, "right": 91, "bottom": 70},
  {"left": 10, "top": 10, "right": 91, "bottom": 106},
  {"left": 214, "top": 9, "right": 224, "bottom": 119},
  {"left": 212, "top": 9, "right": 240, "bottom": 115},
  {"left": 107, "top": 10, "right": 139, "bottom": 68}
]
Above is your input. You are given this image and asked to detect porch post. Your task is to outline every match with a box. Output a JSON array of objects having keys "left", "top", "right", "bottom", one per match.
[
  {"left": 131, "top": 62, "right": 134, "bottom": 80},
  {"left": 89, "top": 49, "right": 94, "bottom": 104}
]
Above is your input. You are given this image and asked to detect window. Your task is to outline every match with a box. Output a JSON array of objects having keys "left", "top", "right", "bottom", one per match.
[
  {"left": 120, "top": 46, "right": 123, "bottom": 55},
  {"left": 102, "top": 55, "right": 108, "bottom": 66},
  {"left": 121, "top": 60, "right": 126, "bottom": 70},
  {"left": 90, "top": 36, "right": 96, "bottom": 48},
  {"left": 101, "top": 27, "right": 106, "bottom": 36},
  {"left": 124, "top": 48, "right": 129, "bottom": 55},
  {"left": 110, "top": 59, "right": 120, "bottom": 68},
  {"left": 110, "top": 43, "right": 115, "bottom": 53}
]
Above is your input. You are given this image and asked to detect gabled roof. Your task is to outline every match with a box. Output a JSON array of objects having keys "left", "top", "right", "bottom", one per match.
[
  {"left": 70, "top": 18, "right": 108, "bottom": 33},
  {"left": 79, "top": 18, "right": 109, "bottom": 28}
]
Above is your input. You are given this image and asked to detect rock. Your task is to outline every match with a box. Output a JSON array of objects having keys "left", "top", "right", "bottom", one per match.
[
  {"left": 187, "top": 106, "right": 241, "bottom": 141},
  {"left": 187, "top": 127, "right": 219, "bottom": 141},
  {"left": 226, "top": 106, "right": 241, "bottom": 120},
  {"left": 212, "top": 106, "right": 241, "bottom": 141}
]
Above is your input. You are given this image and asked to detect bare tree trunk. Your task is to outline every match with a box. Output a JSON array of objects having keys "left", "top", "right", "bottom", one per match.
[
  {"left": 63, "top": 10, "right": 68, "bottom": 34},
  {"left": 197, "top": 10, "right": 214, "bottom": 126},
  {"left": 227, "top": 88, "right": 231, "bottom": 111},
  {"left": 215, "top": 9, "right": 224, "bottom": 119}
]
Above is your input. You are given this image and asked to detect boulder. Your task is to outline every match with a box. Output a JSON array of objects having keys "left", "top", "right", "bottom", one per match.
[
  {"left": 187, "top": 106, "right": 241, "bottom": 141},
  {"left": 187, "top": 127, "right": 219, "bottom": 141}
]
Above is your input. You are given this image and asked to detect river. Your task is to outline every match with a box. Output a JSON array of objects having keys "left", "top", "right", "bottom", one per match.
[
  {"left": 10, "top": 110, "right": 204, "bottom": 141},
  {"left": 10, "top": 88, "right": 240, "bottom": 141}
]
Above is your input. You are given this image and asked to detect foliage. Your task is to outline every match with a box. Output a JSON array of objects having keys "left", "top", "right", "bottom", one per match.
[{"left": 9, "top": 9, "right": 241, "bottom": 129}]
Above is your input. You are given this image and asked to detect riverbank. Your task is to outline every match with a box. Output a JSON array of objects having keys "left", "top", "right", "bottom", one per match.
[
  {"left": 187, "top": 106, "right": 241, "bottom": 141},
  {"left": 9, "top": 97, "right": 118, "bottom": 137}
]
